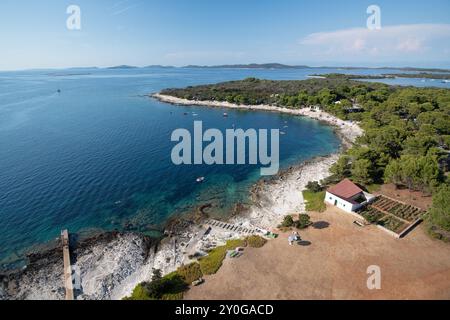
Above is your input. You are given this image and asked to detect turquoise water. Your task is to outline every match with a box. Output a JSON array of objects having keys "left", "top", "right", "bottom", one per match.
[{"left": 0, "top": 67, "right": 444, "bottom": 268}]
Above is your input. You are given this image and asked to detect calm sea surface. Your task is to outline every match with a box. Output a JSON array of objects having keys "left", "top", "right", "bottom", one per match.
[{"left": 0, "top": 67, "right": 447, "bottom": 267}]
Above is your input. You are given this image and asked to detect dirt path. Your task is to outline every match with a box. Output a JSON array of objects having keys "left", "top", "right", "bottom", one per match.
[{"left": 185, "top": 207, "right": 450, "bottom": 300}]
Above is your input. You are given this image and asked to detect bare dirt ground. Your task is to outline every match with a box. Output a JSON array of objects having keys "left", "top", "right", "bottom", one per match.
[
  {"left": 375, "top": 184, "right": 433, "bottom": 210},
  {"left": 185, "top": 206, "right": 450, "bottom": 300}
]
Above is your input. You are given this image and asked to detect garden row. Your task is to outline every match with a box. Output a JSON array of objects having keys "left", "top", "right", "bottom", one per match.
[
  {"left": 371, "top": 196, "right": 426, "bottom": 222},
  {"left": 359, "top": 206, "right": 409, "bottom": 234}
]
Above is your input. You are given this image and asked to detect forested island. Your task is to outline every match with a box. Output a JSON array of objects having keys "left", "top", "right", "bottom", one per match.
[
  {"left": 313, "top": 73, "right": 450, "bottom": 80},
  {"left": 161, "top": 77, "right": 450, "bottom": 237}
]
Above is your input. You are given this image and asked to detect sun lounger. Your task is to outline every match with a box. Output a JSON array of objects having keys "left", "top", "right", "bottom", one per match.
[
  {"left": 192, "top": 278, "right": 204, "bottom": 286},
  {"left": 353, "top": 220, "right": 365, "bottom": 227}
]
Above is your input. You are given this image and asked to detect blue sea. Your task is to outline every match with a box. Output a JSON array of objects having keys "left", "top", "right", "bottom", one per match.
[{"left": 0, "top": 67, "right": 447, "bottom": 268}]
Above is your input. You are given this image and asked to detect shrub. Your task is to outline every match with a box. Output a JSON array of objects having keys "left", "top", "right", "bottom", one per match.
[
  {"left": 280, "top": 215, "right": 295, "bottom": 228},
  {"left": 306, "top": 181, "right": 323, "bottom": 193},
  {"left": 199, "top": 239, "right": 246, "bottom": 275},
  {"left": 177, "top": 262, "right": 203, "bottom": 284},
  {"left": 144, "top": 272, "right": 187, "bottom": 300},
  {"left": 295, "top": 214, "right": 312, "bottom": 229},
  {"left": 151, "top": 268, "right": 162, "bottom": 281},
  {"left": 246, "top": 235, "right": 267, "bottom": 248},
  {"left": 124, "top": 272, "right": 188, "bottom": 300}
]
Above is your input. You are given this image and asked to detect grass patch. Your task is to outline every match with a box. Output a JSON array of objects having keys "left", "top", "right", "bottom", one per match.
[
  {"left": 303, "top": 190, "right": 326, "bottom": 213},
  {"left": 161, "top": 292, "right": 184, "bottom": 300},
  {"left": 176, "top": 262, "right": 203, "bottom": 285},
  {"left": 123, "top": 283, "right": 152, "bottom": 300},
  {"left": 366, "top": 184, "right": 382, "bottom": 193},
  {"left": 246, "top": 235, "right": 267, "bottom": 248},
  {"left": 199, "top": 239, "right": 247, "bottom": 275}
]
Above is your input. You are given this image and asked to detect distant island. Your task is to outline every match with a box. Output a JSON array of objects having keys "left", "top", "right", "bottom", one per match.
[
  {"left": 179, "top": 64, "right": 450, "bottom": 73},
  {"left": 183, "top": 63, "right": 308, "bottom": 69},
  {"left": 106, "top": 65, "right": 139, "bottom": 69},
  {"left": 315, "top": 73, "right": 450, "bottom": 81},
  {"left": 144, "top": 65, "right": 176, "bottom": 69}
]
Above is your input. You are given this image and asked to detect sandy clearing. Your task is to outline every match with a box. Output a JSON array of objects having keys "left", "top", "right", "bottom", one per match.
[{"left": 185, "top": 206, "right": 450, "bottom": 300}]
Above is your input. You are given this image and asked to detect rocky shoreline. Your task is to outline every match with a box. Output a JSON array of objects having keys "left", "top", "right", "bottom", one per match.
[{"left": 0, "top": 94, "right": 362, "bottom": 300}]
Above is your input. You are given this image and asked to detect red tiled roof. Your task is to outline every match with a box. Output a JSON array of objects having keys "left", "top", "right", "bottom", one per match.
[{"left": 327, "top": 179, "right": 364, "bottom": 200}]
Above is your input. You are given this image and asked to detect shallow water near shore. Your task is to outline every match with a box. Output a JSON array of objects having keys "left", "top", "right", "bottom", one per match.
[{"left": 2, "top": 66, "right": 442, "bottom": 268}]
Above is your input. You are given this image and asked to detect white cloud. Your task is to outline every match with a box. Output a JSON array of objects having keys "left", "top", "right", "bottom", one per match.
[{"left": 298, "top": 24, "right": 450, "bottom": 62}]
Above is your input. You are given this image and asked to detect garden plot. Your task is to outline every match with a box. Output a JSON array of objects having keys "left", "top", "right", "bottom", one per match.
[{"left": 358, "top": 196, "right": 427, "bottom": 237}]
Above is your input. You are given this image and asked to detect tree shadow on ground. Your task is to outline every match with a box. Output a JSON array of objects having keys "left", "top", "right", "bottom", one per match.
[{"left": 312, "top": 221, "right": 330, "bottom": 230}]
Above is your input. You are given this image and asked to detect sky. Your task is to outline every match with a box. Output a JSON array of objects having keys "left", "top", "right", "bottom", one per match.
[{"left": 0, "top": 0, "right": 450, "bottom": 70}]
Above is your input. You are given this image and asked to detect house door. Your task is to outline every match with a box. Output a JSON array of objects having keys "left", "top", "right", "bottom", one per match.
[{"left": 334, "top": 200, "right": 338, "bottom": 206}]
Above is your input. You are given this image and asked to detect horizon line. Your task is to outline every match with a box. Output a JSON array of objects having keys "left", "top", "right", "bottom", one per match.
[{"left": 2, "top": 62, "right": 450, "bottom": 73}]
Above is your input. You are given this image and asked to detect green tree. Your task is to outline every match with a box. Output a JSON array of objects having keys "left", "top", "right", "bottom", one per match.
[
  {"left": 384, "top": 159, "right": 403, "bottom": 186},
  {"left": 384, "top": 155, "right": 440, "bottom": 192},
  {"left": 295, "top": 214, "right": 312, "bottom": 229},
  {"left": 280, "top": 215, "right": 294, "bottom": 228},
  {"left": 402, "top": 134, "right": 438, "bottom": 156},
  {"left": 330, "top": 155, "right": 350, "bottom": 179},
  {"left": 351, "top": 159, "right": 374, "bottom": 185},
  {"left": 428, "top": 185, "right": 450, "bottom": 231},
  {"left": 306, "top": 181, "right": 322, "bottom": 193}
]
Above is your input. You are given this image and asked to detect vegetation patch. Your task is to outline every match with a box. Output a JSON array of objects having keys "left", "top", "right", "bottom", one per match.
[
  {"left": 124, "top": 270, "right": 187, "bottom": 300},
  {"left": 278, "top": 214, "right": 312, "bottom": 230},
  {"left": 176, "top": 262, "right": 203, "bottom": 285},
  {"left": 199, "top": 239, "right": 247, "bottom": 275},
  {"left": 366, "top": 183, "right": 382, "bottom": 193},
  {"left": 295, "top": 214, "right": 313, "bottom": 229},
  {"left": 246, "top": 235, "right": 267, "bottom": 248},
  {"left": 427, "top": 185, "right": 450, "bottom": 232},
  {"left": 279, "top": 215, "right": 295, "bottom": 228},
  {"left": 303, "top": 190, "right": 326, "bottom": 213}
]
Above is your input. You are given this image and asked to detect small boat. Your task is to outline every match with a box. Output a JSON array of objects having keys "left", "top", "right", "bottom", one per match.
[
  {"left": 223, "top": 113, "right": 228, "bottom": 117},
  {"left": 196, "top": 177, "right": 205, "bottom": 183},
  {"left": 57, "top": 89, "right": 61, "bottom": 93},
  {"left": 183, "top": 112, "right": 188, "bottom": 115},
  {"left": 280, "top": 131, "right": 286, "bottom": 135}
]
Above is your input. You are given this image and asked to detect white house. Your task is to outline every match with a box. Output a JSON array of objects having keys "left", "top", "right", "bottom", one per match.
[{"left": 325, "top": 179, "right": 375, "bottom": 213}]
